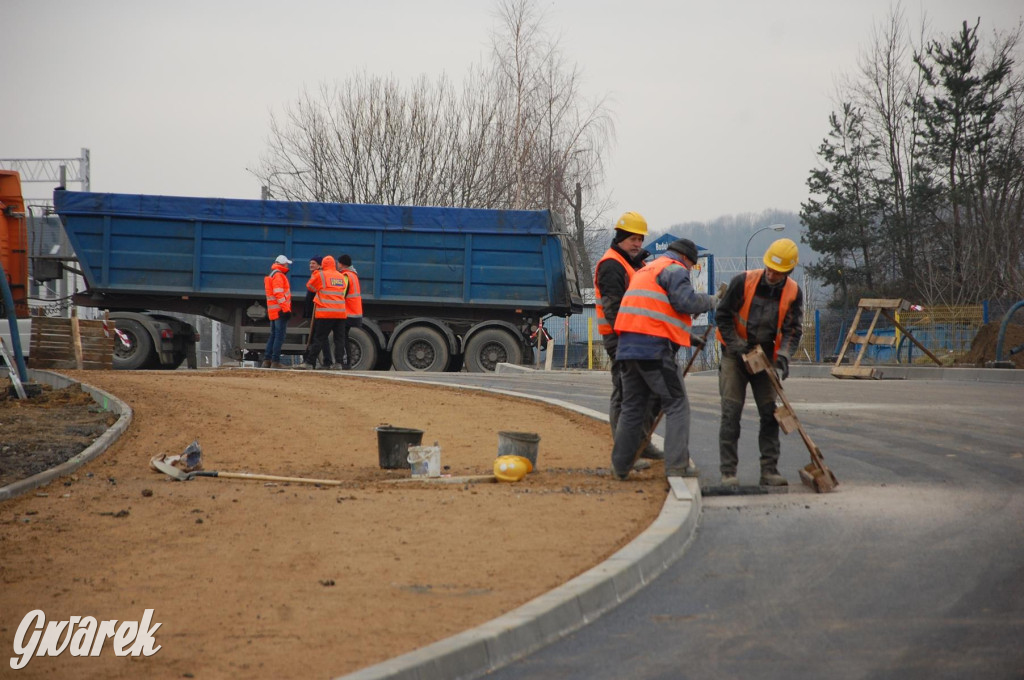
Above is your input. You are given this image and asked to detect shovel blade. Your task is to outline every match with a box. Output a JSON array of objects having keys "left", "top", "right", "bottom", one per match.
[{"left": 800, "top": 462, "right": 838, "bottom": 493}]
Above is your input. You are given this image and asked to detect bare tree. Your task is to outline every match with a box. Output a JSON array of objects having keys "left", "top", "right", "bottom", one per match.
[{"left": 252, "top": 0, "right": 614, "bottom": 279}]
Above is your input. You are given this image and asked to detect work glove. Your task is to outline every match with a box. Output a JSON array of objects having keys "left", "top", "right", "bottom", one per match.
[
  {"left": 728, "top": 341, "right": 748, "bottom": 358},
  {"left": 710, "top": 283, "right": 728, "bottom": 310},
  {"left": 775, "top": 355, "right": 790, "bottom": 380},
  {"left": 280, "top": 311, "right": 292, "bottom": 321},
  {"left": 690, "top": 333, "right": 706, "bottom": 351}
]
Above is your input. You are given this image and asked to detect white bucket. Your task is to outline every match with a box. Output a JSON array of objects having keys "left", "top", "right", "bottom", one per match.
[{"left": 407, "top": 445, "right": 441, "bottom": 478}]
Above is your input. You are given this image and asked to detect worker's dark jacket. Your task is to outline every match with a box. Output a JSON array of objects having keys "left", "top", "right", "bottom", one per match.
[
  {"left": 716, "top": 270, "right": 804, "bottom": 360},
  {"left": 594, "top": 243, "right": 648, "bottom": 357}
]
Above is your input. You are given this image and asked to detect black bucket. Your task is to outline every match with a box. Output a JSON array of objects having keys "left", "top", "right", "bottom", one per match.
[
  {"left": 376, "top": 426, "right": 424, "bottom": 469},
  {"left": 497, "top": 431, "right": 540, "bottom": 471}
]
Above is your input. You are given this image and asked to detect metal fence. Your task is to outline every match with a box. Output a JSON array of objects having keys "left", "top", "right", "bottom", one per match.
[{"left": 544, "top": 299, "right": 1021, "bottom": 371}]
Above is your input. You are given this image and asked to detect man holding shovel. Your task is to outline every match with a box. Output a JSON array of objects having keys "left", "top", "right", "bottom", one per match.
[
  {"left": 609, "top": 238, "right": 719, "bottom": 480},
  {"left": 714, "top": 238, "right": 804, "bottom": 488}
]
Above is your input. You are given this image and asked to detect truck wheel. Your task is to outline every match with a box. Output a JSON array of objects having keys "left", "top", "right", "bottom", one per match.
[
  {"left": 113, "top": 319, "right": 155, "bottom": 370},
  {"left": 391, "top": 326, "right": 449, "bottom": 372},
  {"left": 464, "top": 328, "right": 523, "bottom": 372},
  {"left": 346, "top": 327, "right": 379, "bottom": 371}
]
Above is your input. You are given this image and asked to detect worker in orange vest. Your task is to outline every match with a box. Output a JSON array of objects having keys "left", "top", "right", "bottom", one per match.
[
  {"left": 304, "top": 256, "right": 334, "bottom": 368},
  {"left": 715, "top": 238, "right": 803, "bottom": 488},
  {"left": 337, "top": 253, "right": 363, "bottom": 369},
  {"left": 295, "top": 255, "right": 348, "bottom": 370},
  {"left": 610, "top": 239, "right": 719, "bottom": 479},
  {"left": 593, "top": 211, "right": 663, "bottom": 466},
  {"left": 262, "top": 254, "right": 292, "bottom": 369}
]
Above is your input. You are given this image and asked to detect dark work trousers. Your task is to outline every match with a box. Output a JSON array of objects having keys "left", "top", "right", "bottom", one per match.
[
  {"left": 718, "top": 352, "right": 781, "bottom": 475},
  {"left": 608, "top": 354, "right": 662, "bottom": 451},
  {"left": 610, "top": 353, "right": 691, "bottom": 477},
  {"left": 339, "top": 322, "right": 350, "bottom": 368},
  {"left": 305, "top": 317, "right": 345, "bottom": 367},
  {"left": 305, "top": 296, "right": 333, "bottom": 367}
]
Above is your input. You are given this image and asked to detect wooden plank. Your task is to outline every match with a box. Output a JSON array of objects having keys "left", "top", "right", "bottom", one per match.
[
  {"left": 833, "top": 307, "right": 864, "bottom": 368},
  {"left": 848, "top": 334, "right": 897, "bottom": 346},
  {"left": 831, "top": 366, "right": 882, "bottom": 379},
  {"left": 852, "top": 308, "right": 883, "bottom": 367},
  {"left": 71, "top": 308, "right": 84, "bottom": 370},
  {"left": 857, "top": 298, "right": 908, "bottom": 310}
]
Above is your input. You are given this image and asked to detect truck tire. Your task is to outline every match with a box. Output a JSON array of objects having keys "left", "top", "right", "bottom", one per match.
[
  {"left": 346, "top": 327, "right": 378, "bottom": 371},
  {"left": 391, "top": 326, "right": 449, "bottom": 372},
  {"left": 113, "top": 319, "right": 156, "bottom": 370},
  {"left": 464, "top": 328, "right": 523, "bottom": 372}
]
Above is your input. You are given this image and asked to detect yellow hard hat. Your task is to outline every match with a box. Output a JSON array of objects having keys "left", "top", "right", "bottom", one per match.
[
  {"left": 614, "top": 211, "right": 648, "bottom": 236},
  {"left": 494, "top": 455, "right": 532, "bottom": 482},
  {"left": 763, "top": 238, "right": 799, "bottom": 273}
]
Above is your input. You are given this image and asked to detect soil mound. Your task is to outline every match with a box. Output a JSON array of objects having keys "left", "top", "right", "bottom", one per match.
[{"left": 959, "top": 322, "right": 1024, "bottom": 368}]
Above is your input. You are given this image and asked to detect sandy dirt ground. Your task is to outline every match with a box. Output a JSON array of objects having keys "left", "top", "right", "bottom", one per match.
[{"left": 0, "top": 369, "right": 666, "bottom": 679}]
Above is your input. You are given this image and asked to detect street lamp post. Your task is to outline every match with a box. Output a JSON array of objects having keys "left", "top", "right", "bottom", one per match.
[{"left": 745, "top": 224, "right": 786, "bottom": 270}]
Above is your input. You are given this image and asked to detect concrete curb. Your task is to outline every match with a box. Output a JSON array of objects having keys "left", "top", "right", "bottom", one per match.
[
  {"left": 335, "top": 478, "right": 700, "bottom": 680},
  {"left": 0, "top": 368, "right": 133, "bottom": 502},
  {"left": 330, "top": 371, "right": 702, "bottom": 680}
]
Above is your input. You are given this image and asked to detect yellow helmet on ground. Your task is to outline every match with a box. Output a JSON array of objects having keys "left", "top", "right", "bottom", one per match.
[
  {"left": 494, "top": 455, "right": 532, "bottom": 482},
  {"left": 763, "top": 238, "right": 799, "bottom": 273},
  {"left": 615, "top": 211, "right": 648, "bottom": 236}
]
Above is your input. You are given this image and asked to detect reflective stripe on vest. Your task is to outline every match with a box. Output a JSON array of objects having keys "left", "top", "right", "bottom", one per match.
[
  {"left": 715, "top": 270, "right": 798, "bottom": 359},
  {"left": 314, "top": 270, "right": 348, "bottom": 318},
  {"left": 594, "top": 248, "right": 636, "bottom": 336},
  {"left": 343, "top": 269, "right": 363, "bottom": 321},
  {"left": 612, "top": 257, "right": 693, "bottom": 346}
]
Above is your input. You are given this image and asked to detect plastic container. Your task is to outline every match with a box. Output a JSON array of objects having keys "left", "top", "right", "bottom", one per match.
[
  {"left": 407, "top": 444, "right": 441, "bottom": 478},
  {"left": 497, "top": 431, "right": 540, "bottom": 471},
  {"left": 375, "top": 426, "right": 424, "bottom": 469}
]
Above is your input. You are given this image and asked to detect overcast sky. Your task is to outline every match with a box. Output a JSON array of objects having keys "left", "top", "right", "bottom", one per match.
[{"left": 3, "top": 0, "right": 1022, "bottom": 231}]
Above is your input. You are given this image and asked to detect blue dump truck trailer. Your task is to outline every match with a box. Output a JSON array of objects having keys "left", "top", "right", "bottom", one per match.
[{"left": 52, "top": 189, "right": 583, "bottom": 372}]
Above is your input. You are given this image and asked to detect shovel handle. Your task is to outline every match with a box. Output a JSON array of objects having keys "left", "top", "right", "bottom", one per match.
[{"left": 194, "top": 471, "right": 344, "bottom": 486}]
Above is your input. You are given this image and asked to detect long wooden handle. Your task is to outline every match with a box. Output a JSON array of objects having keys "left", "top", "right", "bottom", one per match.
[{"left": 195, "top": 471, "right": 343, "bottom": 486}]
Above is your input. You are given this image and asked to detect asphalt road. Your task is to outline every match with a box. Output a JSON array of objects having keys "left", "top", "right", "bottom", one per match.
[{"left": 399, "top": 368, "right": 1024, "bottom": 680}]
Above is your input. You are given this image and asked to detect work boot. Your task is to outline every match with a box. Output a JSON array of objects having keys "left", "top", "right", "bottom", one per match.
[
  {"left": 633, "top": 459, "right": 652, "bottom": 471},
  {"left": 612, "top": 468, "right": 630, "bottom": 481},
  {"left": 293, "top": 362, "right": 315, "bottom": 371},
  {"left": 270, "top": 361, "right": 282, "bottom": 369},
  {"left": 759, "top": 472, "right": 789, "bottom": 487},
  {"left": 640, "top": 443, "right": 664, "bottom": 460},
  {"left": 666, "top": 460, "right": 700, "bottom": 478},
  {"left": 261, "top": 360, "right": 272, "bottom": 368},
  {"left": 720, "top": 474, "right": 739, "bottom": 488}
]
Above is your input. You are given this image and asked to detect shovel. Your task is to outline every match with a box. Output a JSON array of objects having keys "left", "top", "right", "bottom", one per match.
[
  {"left": 742, "top": 346, "right": 838, "bottom": 493},
  {"left": 150, "top": 452, "right": 344, "bottom": 487}
]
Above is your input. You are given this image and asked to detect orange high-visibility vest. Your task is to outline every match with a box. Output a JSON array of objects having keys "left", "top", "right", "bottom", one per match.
[
  {"left": 715, "top": 269, "right": 798, "bottom": 359},
  {"left": 342, "top": 268, "right": 363, "bottom": 323},
  {"left": 613, "top": 256, "right": 693, "bottom": 346},
  {"left": 263, "top": 264, "right": 291, "bottom": 321},
  {"left": 594, "top": 248, "right": 637, "bottom": 336},
  {"left": 307, "top": 257, "right": 348, "bottom": 319}
]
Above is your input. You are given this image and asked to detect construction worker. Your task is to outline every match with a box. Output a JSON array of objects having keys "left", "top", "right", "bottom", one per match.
[
  {"left": 337, "top": 253, "right": 363, "bottom": 369},
  {"left": 594, "top": 211, "right": 663, "bottom": 464},
  {"left": 262, "top": 255, "right": 292, "bottom": 369},
  {"left": 304, "top": 256, "right": 334, "bottom": 368},
  {"left": 295, "top": 255, "right": 348, "bottom": 370},
  {"left": 610, "top": 238, "right": 719, "bottom": 480},
  {"left": 715, "top": 237, "right": 804, "bottom": 487}
]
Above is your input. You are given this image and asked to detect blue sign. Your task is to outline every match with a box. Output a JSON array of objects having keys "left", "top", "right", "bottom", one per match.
[{"left": 645, "top": 233, "right": 707, "bottom": 257}]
